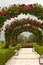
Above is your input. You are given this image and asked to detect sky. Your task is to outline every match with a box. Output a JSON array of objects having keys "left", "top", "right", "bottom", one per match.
[
  {"left": 0, "top": 0, "right": 43, "bottom": 8},
  {"left": 0, "top": 0, "right": 43, "bottom": 41}
]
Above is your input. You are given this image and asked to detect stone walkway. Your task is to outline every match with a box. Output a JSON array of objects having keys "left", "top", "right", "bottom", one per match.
[{"left": 5, "top": 48, "right": 40, "bottom": 65}]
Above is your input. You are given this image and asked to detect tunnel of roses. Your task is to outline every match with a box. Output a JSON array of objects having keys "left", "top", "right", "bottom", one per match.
[
  {"left": 4, "top": 18, "right": 43, "bottom": 47},
  {"left": 0, "top": 4, "right": 43, "bottom": 48}
]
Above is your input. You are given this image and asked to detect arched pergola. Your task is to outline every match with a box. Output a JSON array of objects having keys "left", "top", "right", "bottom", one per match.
[
  {"left": 0, "top": 4, "right": 43, "bottom": 28},
  {"left": 0, "top": 3, "right": 43, "bottom": 47},
  {"left": 4, "top": 18, "right": 43, "bottom": 46}
]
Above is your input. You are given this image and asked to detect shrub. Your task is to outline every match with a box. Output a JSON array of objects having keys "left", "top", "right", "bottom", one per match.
[
  {"left": 9, "top": 45, "right": 16, "bottom": 51},
  {"left": 0, "top": 46, "right": 1, "bottom": 49},
  {"left": 33, "top": 44, "right": 43, "bottom": 55},
  {"left": 15, "top": 44, "right": 21, "bottom": 50},
  {"left": 0, "top": 53, "right": 5, "bottom": 65},
  {"left": 9, "top": 44, "right": 21, "bottom": 50},
  {"left": 0, "top": 44, "right": 21, "bottom": 65},
  {"left": 0, "top": 49, "right": 14, "bottom": 65}
]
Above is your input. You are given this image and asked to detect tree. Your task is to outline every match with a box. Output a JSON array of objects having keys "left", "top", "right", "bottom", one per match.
[
  {"left": 17, "top": 34, "right": 28, "bottom": 43},
  {"left": 27, "top": 34, "right": 36, "bottom": 43}
]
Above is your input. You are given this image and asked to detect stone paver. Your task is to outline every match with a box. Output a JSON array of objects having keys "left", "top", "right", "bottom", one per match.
[{"left": 5, "top": 48, "right": 40, "bottom": 65}]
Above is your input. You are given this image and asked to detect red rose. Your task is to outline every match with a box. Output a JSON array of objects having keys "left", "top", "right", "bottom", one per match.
[
  {"left": 19, "top": 4, "right": 25, "bottom": 7},
  {"left": 21, "top": 29, "right": 24, "bottom": 32},
  {"left": 13, "top": 4, "right": 16, "bottom": 6},
  {"left": 4, "top": 31, "right": 7, "bottom": 35},
  {"left": 10, "top": 15, "right": 14, "bottom": 18},
  {"left": 4, "top": 29, "right": 7, "bottom": 32},
  {"left": 36, "top": 22, "right": 40, "bottom": 27},
  {"left": 10, "top": 23, "right": 13, "bottom": 27},
  {"left": 27, "top": 4, "right": 33, "bottom": 11},
  {"left": 18, "top": 9, "right": 21, "bottom": 15},
  {"left": 3, "top": 12, "right": 7, "bottom": 16},
  {"left": 29, "top": 4, "right": 33, "bottom": 8},
  {"left": 0, "top": 10, "right": 3, "bottom": 14},
  {"left": 31, "top": 20, "right": 40, "bottom": 27}
]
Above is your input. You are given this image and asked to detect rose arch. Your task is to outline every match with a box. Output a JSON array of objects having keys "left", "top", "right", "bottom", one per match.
[
  {"left": 4, "top": 18, "right": 43, "bottom": 46},
  {"left": 0, "top": 4, "right": 43, "bottom": 47},
  {"left": 0, "top": 4, "right": 43, "bottom": 28}
]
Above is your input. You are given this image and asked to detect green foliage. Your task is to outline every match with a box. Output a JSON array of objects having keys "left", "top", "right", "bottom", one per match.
[
  {"left": 15, "top": 44, "right": 21, "bottom": 50},
  {"left": 5, "top": 17, "right": 42, "bottom": 45},
  {"left": 34, "top": 44, "right": 43, "bottom": 55},
  {"left": 0, "top": 44, "right": 20, "bottom": 65},
  {"left": 9, "top": 44, "right": 21, "bottom": 50},
  {"left": 0, "top": 53, "right": 5, "bottom": 65},
  {"left": 0, "top": 43, "right": 5, "bottom": 49},
  {"left": 0, "top": 46, "right": 1, "bottom": 49},
  {"left": 0, "top": 49, "right": 14, "bottom": 65},
  {"left": 28, "top": 34, "right": 36, "bottom": 43},
  {"left": 2, "top": 42, "right": 9, "bottom": 49},
  {"left": 0, "top": 4, "right": 43, "bottom": 28},
  {"left": 0, "top": 4, "right": 43, "bottom": 46},
  {"left": 17, "top": 34, "right": 27, "bottom": 43}
]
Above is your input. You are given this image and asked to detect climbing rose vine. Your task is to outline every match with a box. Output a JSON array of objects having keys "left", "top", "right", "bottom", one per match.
[
  {"left": 4, "top": 18, "right": 43, "bottom": 43},
  {"left": 0, "top": 4, "right": 43, "bottom": 28}
]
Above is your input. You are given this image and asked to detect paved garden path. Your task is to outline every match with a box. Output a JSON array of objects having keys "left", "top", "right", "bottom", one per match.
[{"left": 5, "top": 48, "right": 40, "bottom": 65}]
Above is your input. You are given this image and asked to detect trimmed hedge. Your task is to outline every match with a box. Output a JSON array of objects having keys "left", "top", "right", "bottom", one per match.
[
  {"left": 9, "top": 44, "right": 21, "bottom": 50},
  {"left": 34, "top": 44, "right": 43, "bottom": 55},
  {"left": 15, "top": 44, "right": 21, "bottom": 50},
  {"left": 0, "top": 46, "right": 1, "bottom": 49},
  {"left": 0, "top": 44, "right": 21, "bottom": 65},
  {"left": 0, "top": 49, "right": 14, "bottom": 65}
]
